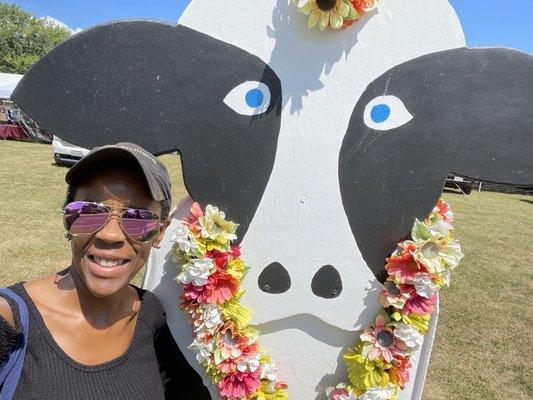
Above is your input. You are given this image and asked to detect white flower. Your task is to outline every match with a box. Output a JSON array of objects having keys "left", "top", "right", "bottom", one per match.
[
  {"left": 411, "top": 274, "right": 439, "bottom": 298},
  {"left": 171, "top": 221, "right": 198, "bottom": 253},
  {"left": 189, "top": 338, "right": 214, "bottom": 364},
  {"left": 198, "top": 205, "right": 237, "bottom": 242},
  {"left": 427, "top": 218, "right": 453, "bottom": 237},
  {"left": 177, "top": 258, "right": 215, "bottom": 286},
  {"left": 393, "top": 323, "right": 424, "bottom": 349},
  {"left": 237, "top": 354, "right": 260, "bottom": 373},
  {"left": 202, "top": 304, "right": 222, "bottom": 330},
  {"left": 259, "top": 361, "right": 278, "bottom": 381},
  {"left": 359, "top": 386, "right": 395, "bottom": 400}
]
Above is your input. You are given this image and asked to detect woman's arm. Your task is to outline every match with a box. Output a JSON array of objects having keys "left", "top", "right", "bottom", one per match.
[{"left": 154, "top": 322, "right": 211, "bottom": 400}]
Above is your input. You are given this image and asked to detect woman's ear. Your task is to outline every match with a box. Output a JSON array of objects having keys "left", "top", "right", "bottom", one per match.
[{"left": 152, "top": 219, "right": 171, "bottom": 249}]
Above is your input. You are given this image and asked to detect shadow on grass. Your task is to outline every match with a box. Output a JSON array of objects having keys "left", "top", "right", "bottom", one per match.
[{"left": 519, "top": 199, "right": 533, "bottom": 205}]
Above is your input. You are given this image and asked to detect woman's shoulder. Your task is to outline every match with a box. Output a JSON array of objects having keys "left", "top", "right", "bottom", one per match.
[{"left": 0, "top": 296, "right": 15, "bottom": 328}]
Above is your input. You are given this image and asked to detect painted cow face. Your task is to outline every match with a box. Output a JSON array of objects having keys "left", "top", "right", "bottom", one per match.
[{"left": 12, "top": 1, "right": 532, "bottom": 399}]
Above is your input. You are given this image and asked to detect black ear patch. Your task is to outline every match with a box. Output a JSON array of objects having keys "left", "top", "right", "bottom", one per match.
[
  {"left": 12, "top": 21, "right": 282, "bottom": 239},
  {"left": 339, "top": 47, "right": 533, "bottom": 278}
]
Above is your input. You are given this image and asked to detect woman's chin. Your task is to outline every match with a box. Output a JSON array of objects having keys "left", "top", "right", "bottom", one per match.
[{"left": 79, "top": 255, "right": 136, "bottom": 297}]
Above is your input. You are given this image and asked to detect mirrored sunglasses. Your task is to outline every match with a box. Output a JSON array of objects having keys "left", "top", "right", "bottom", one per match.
[{"left": 63, "top": 201, "right": 162, "bottom": 243}]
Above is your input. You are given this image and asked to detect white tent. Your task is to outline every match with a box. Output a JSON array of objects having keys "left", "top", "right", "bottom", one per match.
[{"left": 0, "top": 73, "right": 23, "bottom": 99}]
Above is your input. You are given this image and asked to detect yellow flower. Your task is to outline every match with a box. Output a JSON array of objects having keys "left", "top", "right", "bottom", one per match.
[
  {"left": 297, "top": 0, "right": 355, "bottom": 31},
  {"left": 251, "top": 382, "right": 288, "bottom": 400},
  {"left": 390, "top": 312, "right": 431, "bottom": 334},
  {"left": 198, "top": 205, "right": 238, "bottom": 247},
  {"left": 343, "top": 341, "right": 391, "bottom": 393},
  {"left": 220, "top": 293, "right": 253, "bottom": 330},
  {"left": 227, "top": 257, "right": 247, "bottom": 280}
]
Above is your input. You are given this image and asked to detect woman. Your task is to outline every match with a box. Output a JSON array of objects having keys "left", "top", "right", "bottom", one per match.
[{"left": 0, "top": 142, "right": 210, "bottom": 399}]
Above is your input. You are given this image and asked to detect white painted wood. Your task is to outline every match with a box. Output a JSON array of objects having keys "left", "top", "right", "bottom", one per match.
[{"left": 145, "top": 1, "right": 465, "bottom": 398}]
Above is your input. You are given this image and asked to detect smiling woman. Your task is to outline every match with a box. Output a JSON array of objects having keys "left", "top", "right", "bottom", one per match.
[{"left": 0, "top": 143, "right": 210, "bottom": 399}]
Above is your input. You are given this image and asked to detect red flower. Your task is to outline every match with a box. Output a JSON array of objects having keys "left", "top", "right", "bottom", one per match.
[
  {"left": 385, "top": 243, "right": 430, "bottom": 284},
  {"left": 207, "top": 246, "right": 241, "bottom": 269}
]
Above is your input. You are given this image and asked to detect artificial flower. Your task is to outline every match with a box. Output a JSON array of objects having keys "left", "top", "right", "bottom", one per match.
[
  {"left": 185, "top": 268, "right": 239, "bottom": 304},
  {"left": 359, "top": 385, "right": 395, "bottom": 400},
  {"left": 219, "top": 369, "right": 261, "bottom": 399},
  {"left": 390, "top": 312, "right": 431, "bottom": 335},
  {"left": 360, "top": 315, "right": 408, "bottom": 362},
  {"left": 401, "top": 287, "right": 437, "bottom": 316},
  {"left": 297, "top": 0, "right": 358, "bottom": 31},
  {"left": 385, "top": 243, "right": 429, "bottom": 284},
  {"left": 389, "top": 356, "right": 411, "bottom": 389},
  {"left": 178, "top": 257, "right": 215, "bottom": 286},
  {"left": 326, "top": 384, "right": 357, "bottom": 400},
  {"left": 190, "top": 337, "right": 215, "bottom": 365},
  {"left": 251, "top": 381, "right": 288, "bottom": 400},
  {"left": 198, "top": 205, "right": 238, "bottom": 245},
  {"left": 379, "top": 280, "right": 411, "bottom": 309},
  {"left": 220, "top": 293, "right": 253, "bottom": 330},
  {"left": 344, "top": 342, "right": 391, "bottom": 392},
  {"left": 410, "top": 274, "right": 439, "bottom": 299},
  {"left": 260, "top": 361, "right": 279, "bottom": 382},
  {"left": 411, "top": 236, "right": 463, "bottom": 274},
  {"left": 392, "top": 323, "right": 423, "bottom": 349}
]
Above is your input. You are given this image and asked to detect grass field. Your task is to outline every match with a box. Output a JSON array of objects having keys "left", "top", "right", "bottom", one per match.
[{"left": 0, "top": 141, "right": 531, "bottom": 399}]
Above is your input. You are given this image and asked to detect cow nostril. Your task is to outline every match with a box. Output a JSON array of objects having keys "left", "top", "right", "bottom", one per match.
[
  {"left": 311, "top": 265, "right": 343, "bottom": 299},
  {"left": 258, "top": 262, "right": 291, "bottom": 294}
]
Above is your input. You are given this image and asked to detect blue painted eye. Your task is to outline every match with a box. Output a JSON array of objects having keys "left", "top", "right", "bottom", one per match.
[
  {"left": 224, "top": 81, "right": 271, "bottom": 116},
  {"left": 245, "top": 89, "right": 264, "bottom": 108},
  {"left": 364, "top": 96, "right": 413, "bottom": 131},
  {"left": 370, "top": 104, "right": 391, "bottom": 123}
]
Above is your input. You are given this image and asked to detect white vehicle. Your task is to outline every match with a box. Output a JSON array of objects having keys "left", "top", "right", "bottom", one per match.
[{"left": 52, "top": 135, "right": 89, "bottom": 165}]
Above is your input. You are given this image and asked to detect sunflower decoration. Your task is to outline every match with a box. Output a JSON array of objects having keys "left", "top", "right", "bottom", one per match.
[{"left": 294, "top": 0, "right": 377, "bottom": 31}]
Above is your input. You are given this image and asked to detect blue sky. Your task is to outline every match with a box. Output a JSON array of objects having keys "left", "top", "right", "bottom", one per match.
[{"left": 5, "top": 0, "right": 533, "bottom": 53}]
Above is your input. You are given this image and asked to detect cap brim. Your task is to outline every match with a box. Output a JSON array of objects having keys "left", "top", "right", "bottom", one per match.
[{"left": 65, "top": 147, "right": 166, "bottom": 201}]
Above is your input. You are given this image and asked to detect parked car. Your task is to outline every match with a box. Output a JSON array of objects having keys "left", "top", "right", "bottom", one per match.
[
  {"left": 52, "top": 135, "right": 90, "bottom": 165},
  {"left": 445, "top": 173, "right": 477, "bottom": 194}
]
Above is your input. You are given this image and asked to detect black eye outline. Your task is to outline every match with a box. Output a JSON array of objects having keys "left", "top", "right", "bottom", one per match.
[{"left": 223, "top": 81, "right": 272, "bottom": 116}]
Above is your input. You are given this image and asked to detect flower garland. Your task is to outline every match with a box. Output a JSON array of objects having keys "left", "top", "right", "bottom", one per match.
[
  {"left": 327, "top": 199, "right": 463, "bottom": 400},
  {"left": 293, "top": 0, "right": 378, "bottom": 31},
  {"left": 171, "top": 199, "right": 462, "bottom": 400},
  {"left": 171, "top": 203, "right": 288, "bottom": 400}
]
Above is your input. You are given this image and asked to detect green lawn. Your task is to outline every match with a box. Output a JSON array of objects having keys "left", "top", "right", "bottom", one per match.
[{"left": 0, "top": 141, "right": 531, "bottom": 399}]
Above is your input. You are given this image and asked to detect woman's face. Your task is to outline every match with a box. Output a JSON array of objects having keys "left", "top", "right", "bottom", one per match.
[{"left": 70, "top": 167, "right": 166, "bottom": 298}]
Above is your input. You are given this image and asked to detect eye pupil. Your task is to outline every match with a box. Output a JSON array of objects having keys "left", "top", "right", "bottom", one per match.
[
  {"left": 371, "top": 103, "right": 391, "bottom": 123},
  {"left": 245, "top": 88, "right": 264, "bottom": 108}
]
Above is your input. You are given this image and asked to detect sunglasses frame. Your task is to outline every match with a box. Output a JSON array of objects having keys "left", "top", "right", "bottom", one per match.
[{"left": 63, "top": 201, "right": 164, "bottom": 244}]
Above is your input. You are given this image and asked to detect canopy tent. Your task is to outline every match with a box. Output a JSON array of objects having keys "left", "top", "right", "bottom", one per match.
[{"left": 0, "top": 73, "right": 23, "bottom": 99}]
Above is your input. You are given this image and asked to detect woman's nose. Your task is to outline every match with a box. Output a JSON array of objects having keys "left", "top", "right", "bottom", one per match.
[{"left": 94, "top": 214, "right": 126, "bottom": 243}]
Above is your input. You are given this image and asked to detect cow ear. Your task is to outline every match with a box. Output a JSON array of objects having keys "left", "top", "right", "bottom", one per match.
[{"left": 12, "top": 20, "right": 186, "bottom": 154}]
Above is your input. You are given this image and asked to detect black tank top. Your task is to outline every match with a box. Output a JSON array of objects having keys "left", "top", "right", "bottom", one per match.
[{"left": 0, "top": 283, "right": 210, "bottom": 400}]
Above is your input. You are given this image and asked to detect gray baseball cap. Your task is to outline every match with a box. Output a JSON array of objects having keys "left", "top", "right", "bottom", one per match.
[{"left": 65, "top": 142, "right": 171, "bottom": 201}]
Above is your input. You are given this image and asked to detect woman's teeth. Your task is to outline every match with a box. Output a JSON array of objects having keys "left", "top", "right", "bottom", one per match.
[{"left": 90, "top": 255, "right": 128, "bottom": 267}]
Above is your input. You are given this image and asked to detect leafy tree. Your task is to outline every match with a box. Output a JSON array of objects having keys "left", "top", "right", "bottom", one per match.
[{"left": 0, "top": 3, "right": 71, "bottom": 74}]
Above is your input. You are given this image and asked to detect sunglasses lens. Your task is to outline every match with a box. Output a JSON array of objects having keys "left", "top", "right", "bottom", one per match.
[
  {"left": 121, "top": 209, "right": 161, "bottom": 242},
  {"left": 64, "top": 201, "right": 109, "bottom": 235}
]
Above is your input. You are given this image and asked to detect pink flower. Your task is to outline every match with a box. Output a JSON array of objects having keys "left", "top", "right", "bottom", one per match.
[
  {"left": 219, "top": 369, "right": 261, "bottom": 399},
  {"left": 207, "top": 246, "right": 241, "bottom": 268},
  {"left": 390, "top": 355, "right": 412, "bottom": 389},
  {"left": 434, "top": 199, "right": 453, "bottom": 222},
  {"left": 183, "top": 268, "right": 239, "bottom": 304},
  {"left": 360, "top": 315, "right": 407, "bottom": 362},
  {"left": 402, "top": 287, "right": 437, "bottom": 315},
  {"left": 385, "top": 243, "right": 429, "bottom": 284},
  {"left": 379, "top": 280, "right": 411, "bottom": 309},
  {"left": 186, "top": 202, "right": 204, "bottom": 234}
]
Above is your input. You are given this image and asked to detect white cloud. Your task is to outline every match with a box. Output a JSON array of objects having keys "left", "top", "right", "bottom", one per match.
[{"left": 40, "top": 16, "right": 83, "bottom": 35}]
